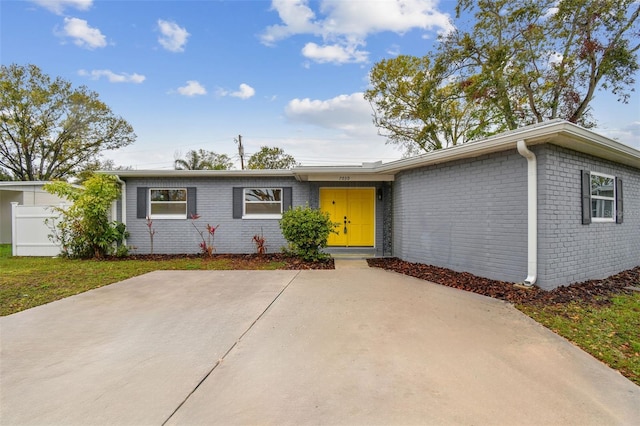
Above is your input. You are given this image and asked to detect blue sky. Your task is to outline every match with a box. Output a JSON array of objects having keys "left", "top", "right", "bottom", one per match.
[{"left": 2, "top": 0, "right": 639, "bottom": 169}]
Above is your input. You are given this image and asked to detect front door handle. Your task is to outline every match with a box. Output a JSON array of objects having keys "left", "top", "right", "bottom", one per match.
[{"left": 344, "top": 216, "right": 348, "bottom": 234}]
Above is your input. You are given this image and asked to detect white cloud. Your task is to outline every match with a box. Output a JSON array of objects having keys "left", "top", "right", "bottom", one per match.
[
  {"left": 261, "top": 0, "right": 454, "bottom": 64},
  {"left": 176, "top": 80, "right": 207, "bottom": 96},
  {"left": 230, "top": 83, "right": 256, "bottom": 99},
  {"left": 596, "top": 122, "right": 640, "bottom": 150},
  {"left": 548, "top": 51, "right": 563, "bottom": 66},
  {"left": 30, "top": 0, "right": 92, "bottom": 15},
  {"left": 61, "top": 17, "right": 106, "bottom": 49},
  {"left": 543, "top": 1, "right": 560, "bottom": 19},
  {"left": 157, "top": 19, "right": 189, "bottom": 52},
  {"left": 285, "top": 92, "right": 376, "bottom": 137},
  {"left": 78, "top": 69, "right": 145, "bottom": 83},
  {"left": 261, "top": 0, "right": 321, "bottom": 45},
  {"left": 302, "top": 42, "right": 368, "bottom": 64}
]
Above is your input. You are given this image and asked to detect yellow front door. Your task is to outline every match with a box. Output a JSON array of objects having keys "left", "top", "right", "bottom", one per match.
[{"left": 320, "top": 188, "right": 375, "bottom": 247}]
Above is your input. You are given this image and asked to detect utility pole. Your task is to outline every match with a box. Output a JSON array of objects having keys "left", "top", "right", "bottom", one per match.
[{"left": 235, "top": 134, "right": 245, "bottom": 170}]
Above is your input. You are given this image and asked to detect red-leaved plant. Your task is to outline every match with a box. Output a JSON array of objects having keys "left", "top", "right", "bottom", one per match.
[
  {"left": 252, "top": 232, "right": 267, "bottom": 255},
  {"left": 190, "top": 214, "right": 218, "bottom": 257},
  {"left": 146, "top": 216, "right": 156, "bottom": 254}
]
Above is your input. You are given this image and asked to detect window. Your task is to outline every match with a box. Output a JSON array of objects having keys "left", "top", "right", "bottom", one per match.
[
  {"left": 590, "top": 172, "right": 615, "bottom": 221},
  {"left": 581, "top": 171, "right": 623, "bottom": 225},
  {"left": 243, "top": 188, "right": 282, "bottom": 218},
  {"left": 149, "top": 188, "right": 187, "bottom": 219}
]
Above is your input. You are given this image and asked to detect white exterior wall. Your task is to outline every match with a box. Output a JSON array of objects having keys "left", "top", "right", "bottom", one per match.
[
  {"left": 11, "top": 203, "right": 68, "bottom": 256},
  {"left": 0, "top": 182, "right": 68, "bottom": 244}
]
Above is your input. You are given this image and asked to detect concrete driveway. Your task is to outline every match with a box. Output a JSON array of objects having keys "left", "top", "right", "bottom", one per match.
[{"left": 1, "top": 265, "right": 639, "bottom": 425}]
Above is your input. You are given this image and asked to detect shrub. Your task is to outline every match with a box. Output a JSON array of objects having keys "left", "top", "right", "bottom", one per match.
[
  {"left": 279, "top": 205, "right": 338, "bottom": 261},
  {"left": 45, "top": 174, "right": 128, "bottom": 258}
]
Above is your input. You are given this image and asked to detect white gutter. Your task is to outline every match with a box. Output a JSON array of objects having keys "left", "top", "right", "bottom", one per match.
[
  {"left": 114, "top": 175, "right": 127, "bottom": 245},
  {"left": 516, "top": 140, "right": 537, "bottom": 287}
]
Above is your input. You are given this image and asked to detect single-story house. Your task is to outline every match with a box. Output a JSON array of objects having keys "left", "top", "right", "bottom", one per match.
[
  {"left": 105, "top": 120, "right": 640, "bottom": 290},
  {"left": 0, "top": 181, "right": 69, "bottom": 245}
]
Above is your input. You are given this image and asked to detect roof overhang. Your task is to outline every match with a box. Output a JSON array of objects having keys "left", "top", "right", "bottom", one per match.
[
  {"left": 102, "top": 121, "right": 640, "bottom": 181},
  {"left": 375, "top": 120, "right": 640, "bottom": 175},
  {"left": 101, "top": 169, "right": 296, "bottom": 178}
]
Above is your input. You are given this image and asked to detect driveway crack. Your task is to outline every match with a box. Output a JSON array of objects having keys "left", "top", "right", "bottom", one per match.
[{"left": 161, "top": 271, "right": 300, "bottom": 425}]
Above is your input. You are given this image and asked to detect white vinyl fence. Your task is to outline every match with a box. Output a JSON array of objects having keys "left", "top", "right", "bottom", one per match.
[{"left": 11, "top": 202, "right": 69, "bottom": 256}]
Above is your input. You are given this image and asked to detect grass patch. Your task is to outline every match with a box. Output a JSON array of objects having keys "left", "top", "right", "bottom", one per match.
[
  {"left": 518, "top": 294, "right": 640, "bottom": 386},
  {"left": 0, "top": 244, "right": 11, "bottom": 257},
  {"left": 0, "top": 248, "right": 287, "bottom": 316}
]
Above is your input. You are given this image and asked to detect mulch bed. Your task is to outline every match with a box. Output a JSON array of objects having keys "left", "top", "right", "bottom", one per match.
[
  {"left": 101, "top": 253, "right": 638, "bottom": 305},
  {"left": 367, "top": 257, "right": 640, "bottom": 306}
]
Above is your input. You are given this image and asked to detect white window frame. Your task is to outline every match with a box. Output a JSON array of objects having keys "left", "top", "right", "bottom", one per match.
[
  {"left": 149, "top": 188, "right": 187, "bottom": 219},
  {"left": 590, "top": 172, "right": 616, "bottom": 223},
  {"left": 243, "top": 188, "right": 283, "bottom": 219}
]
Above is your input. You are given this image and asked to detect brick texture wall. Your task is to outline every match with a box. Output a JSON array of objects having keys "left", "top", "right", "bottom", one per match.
[
  {"left": 123, "top": 178, "right": 390, "bottom": 255},
  {"left": 536, "top": 144, "right": 640, "bottom": 289},
  {"left": 124, "top": 177, "right": 306, "bottom": 254},
  {"left": 393, "top": 149, "right": 529, "bottom": 283}
]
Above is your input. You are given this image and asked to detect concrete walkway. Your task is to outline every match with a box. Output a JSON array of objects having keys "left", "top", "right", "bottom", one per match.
[{"left": 1, "top": 268, "right": 639, "bottom": 425}]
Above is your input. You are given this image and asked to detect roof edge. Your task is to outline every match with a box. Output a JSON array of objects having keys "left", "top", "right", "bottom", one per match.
[
  {"left": 100, "top": 169, "right": 296, "bottom": 178},
  {"left": 376, "top": 120, "right": 640, "bottom": 174}
]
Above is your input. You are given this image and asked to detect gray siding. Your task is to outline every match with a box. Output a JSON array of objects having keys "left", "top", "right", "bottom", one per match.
[
  {"left": 124, "top": 177, "right": 306, "bottom": 254},
  {"left": 536, "top": 145, "right": 640, "bottom": 289},
  {"left": 393, "top": 150, "right": 528, "bottom": 283}
]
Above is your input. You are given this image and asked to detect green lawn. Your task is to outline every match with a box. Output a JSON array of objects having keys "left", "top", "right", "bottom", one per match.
[
  {"left": 519, "top": 294, "right": 640, "bottom": 385},
  {"left": 1, "top": 244, "right": 638, "bottom": 385},
  {"left": 0, "top": 245, "right": 284, "bottom": 316}
]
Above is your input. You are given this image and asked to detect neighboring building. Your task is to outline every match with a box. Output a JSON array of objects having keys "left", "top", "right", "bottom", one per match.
[
  {"left": 0, "top": 181, "right": 68, "bottom": 245},
  {"left": 106, "top": 121, "right": 640, "bottom": 290}
]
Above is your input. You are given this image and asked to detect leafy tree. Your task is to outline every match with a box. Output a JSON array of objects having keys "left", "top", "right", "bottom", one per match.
[
  {"left": 365, "top": 55, "right": 492, "bottom": 155},
  {"left": 174, "top": 149, "right": 233, "bottom": 170},
  {"left": 0, "top": 64, "right": 136, "bottom": 181},
  {"left": 76, "top": 159, "right": 134, "bottom": 183},
  {"left": 45, "top": 174, "right": 128, "bottom": 259},
  {"left": 279, "top": 205, "right": 338, "bottom": 261},
  {"left": 366, "top": 0, "right": 640, "bottom": 155},
  {"left": 247, "top": 146, "right": 299, "bottom": 169}
]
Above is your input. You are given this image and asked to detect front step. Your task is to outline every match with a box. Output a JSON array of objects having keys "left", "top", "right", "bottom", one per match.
[
  {"left": 325, "top": 247, "right": 377, "bottom": 259},
  {"left": 333, "top": 259, "right": 370, "bottom": 269}
]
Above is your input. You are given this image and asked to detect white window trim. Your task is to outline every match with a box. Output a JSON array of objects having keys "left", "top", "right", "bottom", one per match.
[
  {"left": 149, "top": 188, "right": 188, "bottom": 220},
  {"left": 243, "top": 188, "right": 283, "bottom": 220},
  {"left": 590, "top": 172, "right": 616, "bottom": 223}
]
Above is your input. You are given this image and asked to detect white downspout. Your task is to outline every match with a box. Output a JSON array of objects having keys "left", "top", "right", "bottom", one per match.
[
  {"left": 516, "top": 140, "right": 537, "bottom": 287},
  {"left": 114, "top": 175, "right": 127, "bottom": 245}
]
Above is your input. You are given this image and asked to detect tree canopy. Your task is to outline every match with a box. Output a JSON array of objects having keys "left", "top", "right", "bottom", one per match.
[
  {"left": 365, "top": 0, "right": 640, "bottom": 155},
  {"left": 0, "top": 64, "right": 136, "bottom": 181},
  {"left": 174, "top": 149, "right": 233, "bottom": 170},
  {"left": 247, "top": 146, "right": 298, "bottom": 169}
]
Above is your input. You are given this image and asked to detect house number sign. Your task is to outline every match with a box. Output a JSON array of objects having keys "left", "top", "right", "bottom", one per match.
[{"left": 338, "top": 176, "right": 351, "bottom": 181}]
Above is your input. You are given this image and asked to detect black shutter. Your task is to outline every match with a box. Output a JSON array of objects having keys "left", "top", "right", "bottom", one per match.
[
  {"left": 283, "top": 187, "right": 292, "bottom": 212},
  {"left": 581, "top": 170, "right": 591, "bottom": 225},
  {"left": 616, "top": 178, "right": 623, "bottom": 224},
  {"left": 233, "top": 187, "right": 243, "bottom": 219},
  {"left": 187, "top": 187, "right": 197, "bottom": 218},
  {"left": 137, "top": 187, "right": 148, "bottom": 219}
]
